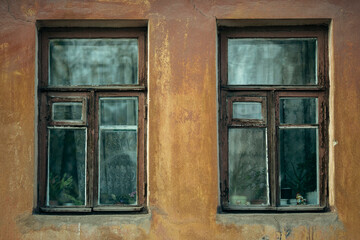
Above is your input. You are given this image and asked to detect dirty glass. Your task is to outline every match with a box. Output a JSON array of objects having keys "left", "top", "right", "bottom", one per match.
[
  {"left": 100, "top": 98, "right": 137, "bottom": 126},
  {"left": 233, "top": 102, "right": 262, "bottom": 120},
  {"left": 228, "top": 128, "right": 269, "bottom": 206},
  {"left": 52, "top": 102, "right": 83, "bottom": 121},
  {"left": 279, "top": 128, "right": 319, "bottom": 205},
  {"left": 280, "top": 98, "right": 318, "bottom": 125},
  {"left": 47, "top": 128, "right": 86, "bottom": 206},
  {"left": 98, "top": 97, "right": 138, "bottom": 205},
  {"left": 228, "top": 39, "right": 317, "bottom": 85},
  {"left": 49, "top": 39, "right": 138, "bottom": 86}
]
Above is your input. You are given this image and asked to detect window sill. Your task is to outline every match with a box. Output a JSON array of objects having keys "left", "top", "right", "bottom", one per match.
[
  {"left": 216, "top": 211, "right": 342, "bottom": 229},
  {"left": 222, "top": 205, "right": 327, "bottom": 212},
  {"left": 39, "top": 206, "right": 145, "bottom": 214},
  {"left": 40, "top": 207, "right": 92, "bottom": 213},
  {"left": 92, "top": 206, "right": 144, "bottom": 212}
]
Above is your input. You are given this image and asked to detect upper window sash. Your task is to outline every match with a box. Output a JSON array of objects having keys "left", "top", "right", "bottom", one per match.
[
  {"left": 219, "top": 26, "right": 327, "bottom": 89},
  {"left": 39, "top": 28, "right": 147, "bottom": 89}
]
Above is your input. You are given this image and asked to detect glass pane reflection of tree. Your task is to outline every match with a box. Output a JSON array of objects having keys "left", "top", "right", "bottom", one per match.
[{"left": 228, "top": 128, "right": 268, "bottom": 206}]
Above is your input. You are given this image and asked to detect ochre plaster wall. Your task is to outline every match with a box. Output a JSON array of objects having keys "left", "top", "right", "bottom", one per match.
[{"left": 0, "top": 0, "right": 359, "bottom": 239}]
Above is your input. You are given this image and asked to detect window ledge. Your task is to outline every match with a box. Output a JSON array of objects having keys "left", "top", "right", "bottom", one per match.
[
  {"left": 40, "top": 206, "right": 144, "bottom": 213},
  {"left": 16, "top": 212, "right": 152, "bottom": 234},
  {"left": 222, "top": 205, "right": 326, "bottom": 212},
  {"left": 92, "top": 206, "right": 144, "bottom": 212},
  {"left": 39, "top": 205, "right": 145, "bottom": 213},
  {"left": 40, "top": 207, "right": 92, "bottom": 213},
  {"left": 216, "top": 211, "right": 343, "bottom": 229}
]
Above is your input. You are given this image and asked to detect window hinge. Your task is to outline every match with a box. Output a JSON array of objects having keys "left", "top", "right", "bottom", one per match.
[
  {"left": 143, "top": 182, "right": 147, "bottom": 198},
  {"left": 144, "top": 104, "right": 148, "bottom": 119}
]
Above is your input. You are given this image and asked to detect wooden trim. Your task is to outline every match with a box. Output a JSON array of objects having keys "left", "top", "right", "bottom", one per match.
[
  {"left": 222, "top": 205, "right": 326, "bottom": 212},
  {"left": 227, "top": 96, "right": 267, "bottom": 126},
  {"left": 220, "top": 25, "right": 327, "bottom": 38},
  {"left": 221, "top": 86, "right": 325, "bottom": 91},
  {"left": 38, "top": 93, "right": 48, "bottom": 208},
  {"left": 268, "top": 90, "right": 276, "bottom": 207},
  {"left": 40, "top": 86, "right": 147, "bottom": 92},
  {"left": 92, "top": 206, "right": 143, "bottom": 212},
  {"left": 36, "top": 20, "right": 148, "bottom": 29},
  {"left": 40, "top": 30, "right": 49, "bottom": 88},
  {"left": 41, "top": 207, "right": 92, "bottom": 213},
  {"left": 219, "top": 91, "right": 229, "bottom": 206},
  {"left": 40, "top": 27, "right": 147, "bottom": 38},
  {"left": 48, "top": 96, "right": 88, "bottom": 126}
]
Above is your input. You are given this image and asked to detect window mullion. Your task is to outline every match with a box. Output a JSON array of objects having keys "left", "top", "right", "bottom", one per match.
[
  {"left": 86, "top": 90, "right": 96, "bottom": 208},
  {"left": 268, "top": 90, "right": 277, "bottom": 207}
]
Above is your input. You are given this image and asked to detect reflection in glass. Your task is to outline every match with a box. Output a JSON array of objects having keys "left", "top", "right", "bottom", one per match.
[
  {"left": 228, "top": 39, "right": 317, "bottom": 85},
  {"left": 100, "top": 98, "right": 138, "bottom": 126},
  {"left": 228, "top": 128, "right": 268, "bottom": 205},
  {"left": 233, "top": 102, "right": 262, "bottom": 120},
  {"left": 98, "top": 97, "right": 138, "bottom": 205},
  {"left": 52, "top": 102, "right": 83, "bottom": 121},
  {"left": 49, "top": 39, "right": 138, "bottom": 86},
  {"left": 279, "top": 128, "right": 319, "bottom": 205},
  {"left": 47, "top": 128, "right": 86, "bottom": 206},
  {"left": 280, "top": 98, "right": 318, "bottom": 125}
]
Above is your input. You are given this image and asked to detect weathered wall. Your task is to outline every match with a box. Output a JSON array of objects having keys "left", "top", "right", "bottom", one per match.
[{"left": 0, "top": 0, "right": 359, "bottom": 239}]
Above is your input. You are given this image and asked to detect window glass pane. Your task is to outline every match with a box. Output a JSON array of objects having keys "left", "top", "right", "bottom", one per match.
[
  {"left": 233, "top": 102, "right": 262, "bottom": 120},
  {"left": 100, "top": 98, "right": 138, "bottom": 126},
  {"left": 49, "top": 39, "right": 138, "bottom": 86},
  {"left": 280, "top": 98, "right": 318, "bottom": 125},
  {"left": 98, "top": 97, "right": 138, "bottom": 205},
  {"left": 279, "top": 128, "right": 319, "bottom": 206},
  {"left": 228, "top": 128, "right": 269, "bottom": 206},
  {"left": 47, "top": 128, "right": 86, "bottom": 206},
  {"left": 52, "top": 102, "right": 82, "bottom": 121},
  {"left": 99, "top": 130, "right": 137, "bottom": 205},
  {"left": 228, "top": 39, "right": 317, "bottom": 85}
]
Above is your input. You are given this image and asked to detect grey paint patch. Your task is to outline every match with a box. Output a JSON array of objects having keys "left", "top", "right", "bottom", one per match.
[
  {"left": 216, "top": 212, "right": 343, "bottom": 232},
  {"left": 16, "top": 213, "right": 152, "bottom": 235}
]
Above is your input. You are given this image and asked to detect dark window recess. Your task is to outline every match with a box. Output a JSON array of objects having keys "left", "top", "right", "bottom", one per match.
[
  {"left": 38, "top": 28, "right": 147, "bottom": 213},
  {"left": 218, "top": 26, "right": 329, "bottom": 212}
]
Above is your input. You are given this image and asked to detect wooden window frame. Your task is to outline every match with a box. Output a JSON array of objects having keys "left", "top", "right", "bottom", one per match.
[
  {"left": 227, "top": 95, "right": 267, "bottom": 126},
  {"left": 37, "top": 27, "right": 147, "bottom": 213},
  {"left": 218, "top": 25, "right": 329, "bottom": 212},
  {"left": 49, "top": 96, "right": 88, "bottom": 126}
]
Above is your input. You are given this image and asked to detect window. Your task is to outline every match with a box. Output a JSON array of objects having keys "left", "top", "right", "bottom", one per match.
[
  {"left": 38, "top": 28, "right": 147, "bottom": 213},
  {"left": 218, "top": 26, "right": 328, "bottom": 212}
]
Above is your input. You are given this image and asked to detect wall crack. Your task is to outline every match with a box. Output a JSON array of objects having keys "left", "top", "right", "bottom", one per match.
[{"left": 190, "top": 0, "right": 213, "bottom": 18}]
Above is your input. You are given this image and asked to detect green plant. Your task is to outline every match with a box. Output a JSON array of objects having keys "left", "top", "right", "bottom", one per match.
[
  {"left": 111, "top": 191, "right": 137, "bottom": 204},
  {"left": 49, "top": 172, "right": 83, "bottom": 205}
]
